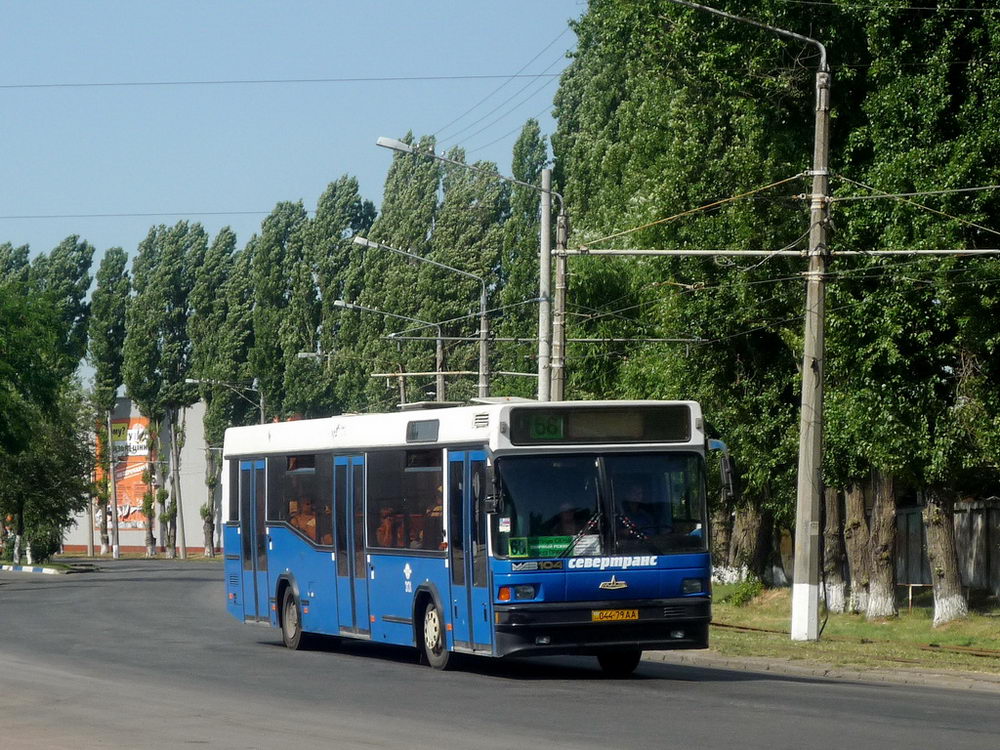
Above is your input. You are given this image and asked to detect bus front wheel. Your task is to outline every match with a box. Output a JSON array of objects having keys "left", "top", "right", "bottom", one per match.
[
  {"left": 421, "top": 601, "right": 452, "bottom": 670},
  {"left": 597, "top": 648, "right": 642, "bottom": 677},
  {"left": 281, "top": 588, "right": 307, "bottom": 650}
]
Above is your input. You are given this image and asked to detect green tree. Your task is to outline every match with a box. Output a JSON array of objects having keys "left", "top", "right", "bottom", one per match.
[
  {"left": 352, "top": 133, "right": 441, "bottom": 409},
  {"left": 88, "top": 247, "right": 130, "bottom": 557},
  {"left": 419, "top": 147, "right": 509, "bottom": 402},
  {"left": 249, "top": 202, "right": 309, "bottom": 420},
  {"left": 29, "top": 235, "right": 96, "bottom": 378}
]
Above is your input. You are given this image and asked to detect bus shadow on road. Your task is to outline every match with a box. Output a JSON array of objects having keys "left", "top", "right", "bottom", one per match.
[{"left": 261, "top": 635, "right": 831, "bottom": 686}]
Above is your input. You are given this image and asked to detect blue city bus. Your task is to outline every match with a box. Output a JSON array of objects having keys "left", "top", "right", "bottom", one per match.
[{"left": 222, "top": 400, "right": 716, "bottom": 675}]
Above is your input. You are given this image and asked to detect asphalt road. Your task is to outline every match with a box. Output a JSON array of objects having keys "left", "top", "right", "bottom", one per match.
[{"left": 1, "top": 560, "right": 997, "bottom": 749}]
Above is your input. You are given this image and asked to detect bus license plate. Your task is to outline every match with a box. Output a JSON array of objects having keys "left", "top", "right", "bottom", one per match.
[{"left": 591, "top": 608, "right": 639, "bottom": 622}]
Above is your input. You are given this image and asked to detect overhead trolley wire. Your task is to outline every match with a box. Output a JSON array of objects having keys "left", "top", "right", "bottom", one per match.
[
  {"left": 432, "top": 27, "right": 571, "bottom": 141},
  {"left": 0, "top": 73, "right": 562, "bottom": 91},
  {"left": 577, "top": 174, "right": 807, "bottom": 249}
]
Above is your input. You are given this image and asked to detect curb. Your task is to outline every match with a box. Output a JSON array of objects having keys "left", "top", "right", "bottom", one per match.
[
  {"left": 0, "top": 563, "right": 64, "bottom": 575},
  {"left": 643, "top": 648, "right": 1000, "bottom": 694}
]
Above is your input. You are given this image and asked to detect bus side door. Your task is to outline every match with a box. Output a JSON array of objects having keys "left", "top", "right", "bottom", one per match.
[
  {"left": 239, "top": 459, "right": 269, "bottom": 622},
  {"left": 334, "top": 455, "right": 370, "bottom": 636},
  {"left": 447, "top": 450, "right": 493, "bottom": 653}
]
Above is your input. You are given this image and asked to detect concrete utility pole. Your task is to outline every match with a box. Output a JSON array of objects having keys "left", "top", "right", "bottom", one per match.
[
  {"left": 792, "top": 58, "right": 832, "bottom": 642},
  {"left": 538, "top": 169, "right": 553, "bottom": 401},
  {"left": 551, "top": 199, "right": 569, "bottom": 401},
  {"left": 665, "top": 0, "right": 831, "bottom": 640}
]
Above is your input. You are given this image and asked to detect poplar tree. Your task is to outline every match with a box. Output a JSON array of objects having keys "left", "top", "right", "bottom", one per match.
[
  {"left": 88, "top": 247, "right": 130, "bottom": 556},
  {"left": 310, "top": 176, "right": 376, "bottom": 415},
  {"left": 188, "top": 227, "right": 237, "bottom": 554},
  {"left": 354, "top": 133, "right": 441, "bottom": 408},
  {"left": 249, "top": 202, "right": 309, "bottom": 420},
  {"left": 30, "top": 235, "right": 95, "bottom": 377}
]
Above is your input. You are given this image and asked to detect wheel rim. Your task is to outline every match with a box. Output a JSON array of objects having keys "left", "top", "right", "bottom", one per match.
[{"left": 424, "top": 606, "right": 442, "bottom": 654}]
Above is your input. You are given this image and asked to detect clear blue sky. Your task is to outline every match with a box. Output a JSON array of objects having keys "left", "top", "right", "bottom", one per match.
[{"left": 1, "top": 0, "right": 583, "bottom": 260}]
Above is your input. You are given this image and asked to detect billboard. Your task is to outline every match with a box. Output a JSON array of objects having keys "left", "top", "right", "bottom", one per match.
[{"left": 96, "top": 416, "right": 153, "bottom": 530}]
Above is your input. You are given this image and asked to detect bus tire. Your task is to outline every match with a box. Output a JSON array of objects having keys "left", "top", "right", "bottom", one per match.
[
  {"left": 281, "top": 588, "right": 307, "bottom": 650},
  {"left": 597, "top": 648, "right": 642, "bottom": 677},
  {"left": 421, "top": 600, "right": 452, "bottom": 670}
]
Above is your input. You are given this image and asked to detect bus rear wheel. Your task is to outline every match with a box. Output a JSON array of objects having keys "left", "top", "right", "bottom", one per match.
[
  {"left": 597, "top": 648, "right": 642, "bottom": 677},
  {"left": 281, "top": 588, "right": 307, "bottom": 650},
  {"left": 421, "top": 601, "right": 452, "bottom": 670}
]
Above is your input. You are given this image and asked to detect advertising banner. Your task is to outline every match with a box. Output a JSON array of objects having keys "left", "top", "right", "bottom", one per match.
[{"left": 96, "top": 417, "right": 153, "bottom": 530}]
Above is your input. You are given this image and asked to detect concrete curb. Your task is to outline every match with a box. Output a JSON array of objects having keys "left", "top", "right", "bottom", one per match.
[
  {"left": 643, "top": 648, "right": 1000, "bottom": 694},
  {"left": 0, "top": 563, "right": 64, "bottom": 575}
]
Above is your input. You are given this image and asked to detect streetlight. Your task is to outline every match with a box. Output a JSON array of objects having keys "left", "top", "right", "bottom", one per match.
[
  {"left": 664, "top": 0, "right": 831, "bottom": 641},
  {"left": 333, "top": 299, "right": 447, "bottom": 402},
  {"left": 351, "top": 234, "right": 489, "bottom": 399},
  {"left": 185, "top": 378, "right": 265, "bottom": 424},
  {"left": 375, "top": 137, "right": 568, "bottom": 400}
]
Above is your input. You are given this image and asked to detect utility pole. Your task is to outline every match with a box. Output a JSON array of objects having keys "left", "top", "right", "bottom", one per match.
[
  {"left": 551, "top": 201, "right": 568, "bottom": 401},
  {"left": 538, "top": 169, "right": 553, "bottom": 401},
  {"left": 791, "top": 58, "right": 832, "bottom": 642}
]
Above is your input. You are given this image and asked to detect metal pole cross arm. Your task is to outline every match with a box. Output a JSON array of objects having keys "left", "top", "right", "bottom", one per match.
[
  {"left": 351, "top": 236, "right": 489, "bottom": 399},
  {"left": 333, "top": 299, "right": 447, "bottom": 402}
]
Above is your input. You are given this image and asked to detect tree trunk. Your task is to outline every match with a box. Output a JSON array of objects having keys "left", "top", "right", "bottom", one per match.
[
  {"left": 729, "top": 503, "right": 769, "bottom": 580},
  {"left": 867, "top": 470, "right": 898, "bottom": 619},
  {"left": 843, "top": 481, "right": 870, "bottom": 613},
  {"left": 923, "top": 487, "right": 968, "bottom": 627},
  {"left": 823, "top": 487, "right": 847, "bottom": 613},
  {"left": 172, "top": 408, "right": 188, "bottom": 560},
  {"left": 203, "top": 517, "right": 215, "bottom": 557},
  {"left": 710, "top": 504, "right": 732, "bottom": 575},
  {"left": 98, "top": 498, "right": 109, "bottom": 555},
  {"left": 107, "top": 411, "right": 120, "bottom": 560}
]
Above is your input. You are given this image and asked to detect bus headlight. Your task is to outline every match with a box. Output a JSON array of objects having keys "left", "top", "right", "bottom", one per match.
[
  {"left": 499, "top": 584, "right": 538, "bottom": 601},
  {"left": 682, "top": 578, "right": 703, "bottom": 594}
]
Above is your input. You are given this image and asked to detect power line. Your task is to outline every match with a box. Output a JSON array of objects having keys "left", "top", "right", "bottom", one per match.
[
  {"left": 439, "top": 53, "right": 568, "bottom": 149},
  {"left": 0, "top": 73, "right": 561, "bottom": 91},
  {"left": 433, "top": 27, "right": 571, "bottom": 141},
  {"left": 0, "top": 210, "right": 306, "bottom": 221}
]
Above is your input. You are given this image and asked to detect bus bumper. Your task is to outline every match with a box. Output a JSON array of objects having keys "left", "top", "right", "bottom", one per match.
[{"left": 493, "top": 597, "right": 711, "bottom": 657}]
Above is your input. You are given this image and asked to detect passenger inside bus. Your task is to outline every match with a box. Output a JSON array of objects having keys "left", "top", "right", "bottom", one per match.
[{"left": 290, "top": 498, "right": 318, "bottom": 539}]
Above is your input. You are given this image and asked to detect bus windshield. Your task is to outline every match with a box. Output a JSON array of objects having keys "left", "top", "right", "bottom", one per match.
[{"left": 492, "top": 453, "right": 707, "bottom": 559}]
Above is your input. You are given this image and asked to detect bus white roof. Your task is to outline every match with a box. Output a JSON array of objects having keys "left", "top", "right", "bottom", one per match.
[{"left": 222, "top": 400, "right": 704, "bottom": 458}]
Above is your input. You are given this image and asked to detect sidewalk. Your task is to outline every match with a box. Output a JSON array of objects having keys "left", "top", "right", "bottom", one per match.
[{"left": 644, "top": 647, "right": 1000, "bottom": 694}]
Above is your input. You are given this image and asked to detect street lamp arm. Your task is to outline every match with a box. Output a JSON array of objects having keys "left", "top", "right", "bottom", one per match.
[
  {"left": 352, "top": 236, "right": 484, "bottom": 287},
  {"left": 184, "top": 377, "right": 264, "bottom": 423},
  {"left": 375, "top": 137, "right": 565, "bottom": 214},
  {"left": 662, "top": 0, "right": 827, "bottom": 70}
]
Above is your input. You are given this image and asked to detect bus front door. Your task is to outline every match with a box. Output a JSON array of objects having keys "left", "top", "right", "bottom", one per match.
[
  {"left": 447, "top": 450, "right": 493, "bottom": 653},
  {"left": 239, "top": 459, "right": 269, "bottom": 621},
  {"left": 334, "top": 455, "right": 370, "bottom": 636}
]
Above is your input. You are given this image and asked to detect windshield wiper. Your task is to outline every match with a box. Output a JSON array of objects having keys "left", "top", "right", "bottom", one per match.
[{"left": 558, "top": 511, "right": 602, "bottom": 558}]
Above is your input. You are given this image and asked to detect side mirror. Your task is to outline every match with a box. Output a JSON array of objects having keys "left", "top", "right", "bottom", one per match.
[
  {"left": 708, "top": 439, "right": 738, "bottom": 502},
  {"left": 483, "top": 494, "right": 502, "bottom": 514},
  {"left": 480, "top": 462, "right": 502, "bottom": 514}
]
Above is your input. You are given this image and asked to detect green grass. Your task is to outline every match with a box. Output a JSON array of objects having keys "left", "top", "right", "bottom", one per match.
[{"left": 709, "top": 584, "right": 1000, "bottom": 675}]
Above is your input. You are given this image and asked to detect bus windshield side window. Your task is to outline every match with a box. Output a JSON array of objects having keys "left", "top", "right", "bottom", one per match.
[{"left": 367, "top": 449, "right": 443, "bottom": 551}]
